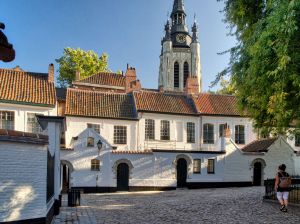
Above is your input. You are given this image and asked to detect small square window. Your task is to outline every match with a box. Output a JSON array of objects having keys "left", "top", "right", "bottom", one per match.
[
  {"left": 87, "top": 137, "right": 94, "bottom": 147},
  {"left": 193, "top": 159, "right": 201, "bottom": 174},
  {"left": 91, "top": 159, "right": 100, "bottom": 171},
  {"left": 207, "top": 159, "right": 215, "bottom": 174}
]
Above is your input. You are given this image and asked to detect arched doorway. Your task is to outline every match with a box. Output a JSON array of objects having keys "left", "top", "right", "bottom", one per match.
[
  {"left": 117, "top": 163, "right": 129, "bottom": 191},
  {"left": 61, "top": 160, "right": 74, "bottom": 193},
  {"left": 177, "top": 158, "right": 187, "bottom": 188},
  {"left": 253, "top": 162, "right": 262, "bottom": 186}
]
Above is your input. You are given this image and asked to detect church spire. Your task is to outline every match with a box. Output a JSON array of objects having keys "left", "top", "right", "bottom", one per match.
[
  {"left": 164, "top": 19, "right": 171, "bottom": 41},
  {"left": 170, "top": 0, "right": 188, "bottom": 34},
  {"left": 192, "top": 16, "right": 199, "bottom": 43},
  {"left": 171, "top": 0, "right": 185, "bottom": 15}
]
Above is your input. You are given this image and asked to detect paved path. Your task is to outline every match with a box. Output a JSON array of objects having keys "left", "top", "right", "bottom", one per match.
[{"left": 54, "top": 187, "right": 300, "bottom": 224}]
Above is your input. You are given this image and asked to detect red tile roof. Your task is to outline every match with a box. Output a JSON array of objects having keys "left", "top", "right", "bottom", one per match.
[
  {"left": 241, "top": 138, "right": 277, "bottom": 153},
  {"left": 65, "top": 89, "right": 136, "bottom": 119},
  {"left": 192, "top": 93, "right": 241, "bottom": 116},
  {"left": 0, "top": 129, "right": 48, "bottom": 145},
  {"left": 75, "top": 73, "right": 126, "bottom": 87},
  {"left": 0, "top": 68, "right": 56, "bottom": 106},
  {"left": 133, "top": 91, "right": 197, "bottom": 115}
]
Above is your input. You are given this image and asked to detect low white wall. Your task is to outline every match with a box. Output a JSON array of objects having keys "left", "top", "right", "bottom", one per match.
[{"left": 0, "top": 142, "right": 48, "bottom": 222}]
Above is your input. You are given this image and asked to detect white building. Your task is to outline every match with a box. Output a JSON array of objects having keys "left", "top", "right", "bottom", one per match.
[{"left": 0, "top": 0, "right": 299, "bottom": 197}]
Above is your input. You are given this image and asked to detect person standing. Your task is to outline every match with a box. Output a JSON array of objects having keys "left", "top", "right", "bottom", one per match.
[{"left": 274, "top": 164, "right": 292, "bottom": 212}]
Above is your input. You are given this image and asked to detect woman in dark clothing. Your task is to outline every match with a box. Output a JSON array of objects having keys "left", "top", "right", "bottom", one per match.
[{"left": 274, "top": 164, "right": 291, "bottom": 212}]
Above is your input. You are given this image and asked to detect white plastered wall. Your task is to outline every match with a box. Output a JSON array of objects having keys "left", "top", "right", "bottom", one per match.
[
  {"left": 0, "top": 142, "right": 48, "bottom": 222},
  {"left": 0, "top": 103, "right": 57, "bottom": 132}
]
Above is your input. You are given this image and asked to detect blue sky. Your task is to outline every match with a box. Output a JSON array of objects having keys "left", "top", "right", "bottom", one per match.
[{"left": 0, "top": 0, "right": 235, "bottom": 91}]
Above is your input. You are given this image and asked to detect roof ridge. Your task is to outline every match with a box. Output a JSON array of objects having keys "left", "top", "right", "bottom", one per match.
[
  {"left": 0, "top": 68, "right": 48, "bottom": 76},
  {"left": 68, "top": 88, "right": 129, "bottom": 96}
]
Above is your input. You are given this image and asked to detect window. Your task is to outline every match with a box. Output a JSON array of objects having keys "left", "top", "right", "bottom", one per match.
[
  {"left": 187, "top": 122, "right": 195, "bottom": 143},
  {"left": 91, "top": 159, "right": 100, "bottom": 171},
  {"left": 203, "top": 123, "right": 214, "bottom": 144},
  {"left": 184, "top": 62, "right": 189, "bottom": 87},
  {"left": 160, "top": 120, "right": 170, "bottom": 140},
  {"left": 295, "top": 134, "right": 300, "bottom": 147},
  {"left": 193, "top": 159, "right": 201, "bottom": 174},
  {"left": 114, "top": 126, "right": 127, "bottom": 144},
  {"left": 207, "top": 159, "right": 215, "bottom": 174},
  {"left": 27, "top": 113, "right": 42, "bottom": 134},
  {"left": 235, "top": 125, "right": 245, "bottom": 144},
  {"left": 87, "top": 123, "right": 100, "bottom": 134},
  {"left": 145, "top": 119, "right": 155, "bottom": 140},
  {"left": 0, "top": 111, "right": 14, "bottom": 130},
  {"left": 219, "top": 124, "right": 228, "bottom": 137},
  {"left": 87, "top": 137, "right": 94, "bottom": 147},
  {"left": 174, "top": 62, "right": 179, "bottom": 88}
]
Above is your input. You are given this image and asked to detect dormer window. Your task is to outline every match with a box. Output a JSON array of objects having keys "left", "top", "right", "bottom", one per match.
[{"left": 87, "top": 137, "right": 94, "bottom": 147}]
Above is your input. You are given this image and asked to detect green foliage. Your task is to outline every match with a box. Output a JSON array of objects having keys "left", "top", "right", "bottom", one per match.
[
  {"left": 56, "top": 48, "right": 110, "bottom": 87},
  {"left": 216, "top": 77, "right": 236, "bottom": 95},
  {"left": 216, "top": 0, "right": 300, "bottom": 134}
]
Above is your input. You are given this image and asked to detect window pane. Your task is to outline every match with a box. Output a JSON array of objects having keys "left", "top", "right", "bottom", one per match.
[
  {"left": 187, "top": 122, "right": 195, "bottom": 143},
  {"left": 174, "top": 62, "right": 179, "bottom": 88},
  {"left": 295, "top": 134, "right": 300, "bottom": 147},
  {"left": 145, "top": 119, "right": 155, "bottom": 140},
  {"left": 0, "top": 111, "right": 14, "bottom": 130},
  {"left": 160, "top": 120, "right": 170, "bottom": 140},
  {"left": 184, "top": 62, "right": 189, "bottom": 87},
  {"left": 91, "top": 159, "right": 100, "bottom": 171},
  {"left": 203, "top": 124, "right": 214, "bottom": 144},
  {"left": 87, "top": 123, "right": 100, "bottom": 134},
  {"left": 27, "top": 113, "right": 42, "bottom": 134},
  {"left": 193, "top": 159, "right": 201, "bottom": 174},
  {"left": 114, "top": 126, "right": 127, "bottom": 144},
  {"left": 235, "top": 125, "right": 245, "bottom": 144},
  {"left": 207, "top": 159, "right": 215, "bottom": 174},
  {"left": 87, "top": 137, "right": 94, "bottom": 147}
]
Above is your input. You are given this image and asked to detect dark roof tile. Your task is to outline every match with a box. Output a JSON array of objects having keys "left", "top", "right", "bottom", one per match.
[
  {"left": 65, "top": 89, "right": 136, "bottom": 119},
  {"left": 241, "top": 138, "right": 277, "bottom": 153}
]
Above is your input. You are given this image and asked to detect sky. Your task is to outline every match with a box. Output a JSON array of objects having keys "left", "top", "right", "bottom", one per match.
[{"left": 0, "top": 0, "right": 236, "bottom": 91}]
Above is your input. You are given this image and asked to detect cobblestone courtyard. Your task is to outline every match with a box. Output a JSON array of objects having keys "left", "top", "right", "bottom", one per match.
[{"left": 54, "top": 187, "right": 300, "bottom": 224}]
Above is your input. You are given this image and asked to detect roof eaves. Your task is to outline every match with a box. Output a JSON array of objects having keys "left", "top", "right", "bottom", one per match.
[{"left": 0, "top": 99, "right": 56, "bottom": 108}]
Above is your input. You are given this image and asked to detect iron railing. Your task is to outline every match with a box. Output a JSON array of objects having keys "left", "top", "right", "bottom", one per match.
[{"left": 264, "top": 177, "right": 300, "bottom": 204}]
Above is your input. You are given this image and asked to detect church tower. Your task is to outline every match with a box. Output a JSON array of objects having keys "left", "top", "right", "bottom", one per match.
[{"left": 159, "top": 0, "right": 202, "bottom": 92}]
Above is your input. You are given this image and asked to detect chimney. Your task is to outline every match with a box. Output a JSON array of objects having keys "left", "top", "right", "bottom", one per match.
[
  {"left": 75, "top": 70, "right": 81, "bottom": 81},
  {"left": 48, "top": 63, "right": 54, "bottom": 82},
  {"left": 185, "top": 76, "right": 199, "bottom": 94},
  {"left": 125, "top": 66, "right": 141, "bottom": 93}
]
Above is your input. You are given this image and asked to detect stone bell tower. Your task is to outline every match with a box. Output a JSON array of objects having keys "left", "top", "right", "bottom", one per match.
[{"left": 158, "top": 0, "right": 202, "bottom": 92}]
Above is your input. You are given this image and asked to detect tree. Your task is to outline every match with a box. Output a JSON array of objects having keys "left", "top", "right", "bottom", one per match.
[
  {"left": 215, "top": 0, "right": 300, "bottom": 134},
  {"left": 56, "top": 48, "right": 110, "bottom": 87},
  {"left": 216, "top": 77, "right": 236, "bottom": 95}
]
